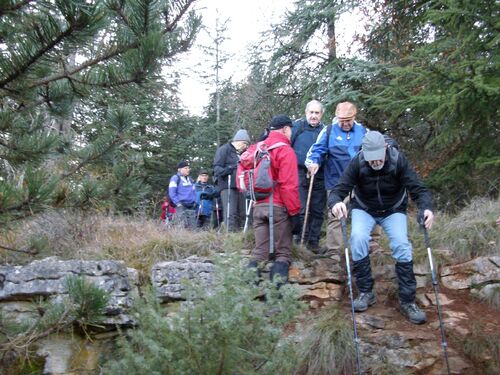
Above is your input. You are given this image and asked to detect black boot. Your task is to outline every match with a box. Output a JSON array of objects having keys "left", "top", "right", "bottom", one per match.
[
  {"left": 270, "top": 261, "right": 289, "bottom": 290},
  {"left": 352, "top": 256, "right": 376, "bottom": 312},
  {"left": 396, "top": 261, "right": 426, "bottom": 324}
]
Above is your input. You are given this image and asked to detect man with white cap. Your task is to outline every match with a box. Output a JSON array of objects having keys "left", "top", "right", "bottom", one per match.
[
  {"left": 305, "top": 101, "right": 381, "bottom": 255},
  {"left": 329, "top": 131, "right": 434, "bottom": 324},
  {"left": 213, "top": 129, "right": 251, "bottom": 231}
]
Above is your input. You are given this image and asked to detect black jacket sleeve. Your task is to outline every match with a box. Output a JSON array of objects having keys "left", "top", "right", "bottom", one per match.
[{"left": 213, "top": 143, "right": 238, "bottom": 190}]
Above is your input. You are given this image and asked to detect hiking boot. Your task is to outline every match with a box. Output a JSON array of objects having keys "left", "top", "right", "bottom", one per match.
[
  {"left": 400, "top": 302, "right": 427, "bottom": 324},
  {"left": 353, "top": 292, "right": 376, "bottom": 312}
]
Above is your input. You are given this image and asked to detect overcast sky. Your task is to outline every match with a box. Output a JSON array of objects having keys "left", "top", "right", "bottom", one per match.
[{"left": 176, "top": 0, "right": 363, "bottom": 116}]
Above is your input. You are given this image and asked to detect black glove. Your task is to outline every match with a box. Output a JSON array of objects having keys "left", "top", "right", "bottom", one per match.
[{"left": 290, "top": 215, "right": 302, "bottom": 235}]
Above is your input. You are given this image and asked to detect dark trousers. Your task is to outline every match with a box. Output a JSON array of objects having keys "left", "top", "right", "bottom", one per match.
[
  {"left": 220, "top": 188, "right": 246, "bottom": 231},
  {"left": 252, "top": 203, "right": 292, "bottom": 264},
  {"left": 298, "top": 168, "right": 326, "bottom": 245}
]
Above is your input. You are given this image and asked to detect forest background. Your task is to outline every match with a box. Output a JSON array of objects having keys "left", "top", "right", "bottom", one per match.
[{"left": 1, "top": 0, "right": 498, "bottom": 230}]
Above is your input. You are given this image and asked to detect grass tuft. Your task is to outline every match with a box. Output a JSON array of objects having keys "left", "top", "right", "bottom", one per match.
[{"left": 294, "top": 305, "right": 356, "bottom": 375}]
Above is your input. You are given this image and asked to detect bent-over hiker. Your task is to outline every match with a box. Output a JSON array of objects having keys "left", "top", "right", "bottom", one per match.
[{"left": 330, "top": 131, "right": 434, "bottom": 324}]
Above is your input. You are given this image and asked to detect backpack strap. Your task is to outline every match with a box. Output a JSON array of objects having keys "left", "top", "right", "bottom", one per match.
[
  {"left": 291, "top": 121, "right": 306, "bottom": 147},
  {"left": 267, "top": 141, "right": 288, "bottom": 151}
]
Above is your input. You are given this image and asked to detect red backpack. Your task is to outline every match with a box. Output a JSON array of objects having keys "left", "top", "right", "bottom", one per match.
[{"left": 236, "top": 141, "right": 287, "bottom": 201}]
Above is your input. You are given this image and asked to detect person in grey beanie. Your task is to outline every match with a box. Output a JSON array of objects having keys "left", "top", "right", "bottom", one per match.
[{"left": 213, "top": 129, "right": 250, "bottom": 231}]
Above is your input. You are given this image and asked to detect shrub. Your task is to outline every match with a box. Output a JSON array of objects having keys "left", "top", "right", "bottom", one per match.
[
  {"left": 103, "top": 253, "right": 305, "bottom": 374},
  {"left": 294, "top": 305, "right": 356, "bottom": 375}
]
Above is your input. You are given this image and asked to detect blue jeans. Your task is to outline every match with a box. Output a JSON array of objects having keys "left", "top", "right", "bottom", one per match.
[{"left": 350, "top": 209, "right": 412, "bottom": 262}]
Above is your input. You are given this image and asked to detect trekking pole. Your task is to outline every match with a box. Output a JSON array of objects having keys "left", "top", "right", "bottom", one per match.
[
  {"left": 215, "top": 198, "right": 220, "bottom": 228},
  {"left": 419, "top": 216, "right": 451, "bottom": 375},
  {"left": 243, "top": 198, "right": 252, "bottom": 233},
  {"left": 340, "top": 217, "right": 362, "bottom": 375},
  {"left": 226, "top": 175, "right": 231, "bottom": 233},
  {"left": 300, "top": 173, "right": 315, "bottom": 245}
]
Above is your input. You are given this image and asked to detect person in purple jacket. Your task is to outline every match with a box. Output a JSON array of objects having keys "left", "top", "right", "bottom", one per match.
[{"left": 168, "top": 160, "right": 197, "bottom": 228}]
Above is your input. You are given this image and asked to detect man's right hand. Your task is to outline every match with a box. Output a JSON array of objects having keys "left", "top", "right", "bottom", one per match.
[
  {"left": 307, "top": 163, "right": 319, "bottom": 176},
  {"left": 332, "top": 202, "right": 348, "bottom": 219}
]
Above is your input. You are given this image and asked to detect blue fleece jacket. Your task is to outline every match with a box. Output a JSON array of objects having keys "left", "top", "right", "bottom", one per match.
[{"left": 305, "top": 121, "right": 366, "bottom": 190}]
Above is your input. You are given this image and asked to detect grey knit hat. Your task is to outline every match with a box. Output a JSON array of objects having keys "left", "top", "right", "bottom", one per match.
[{"left": 233, "top": 129, "right": 250, "bottom": 142}]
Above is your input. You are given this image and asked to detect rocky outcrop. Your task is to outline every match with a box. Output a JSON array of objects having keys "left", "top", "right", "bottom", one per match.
[
  {"left": 1, "top": 254, "right": 499, "bottom": 374},
  {"left": 441, "top": 256, "right": 499, "bottom": 291},
  {"left": 151, "top": 255, "right": 214, "bottom": 302},
  {"left": 0, "top": 257, "right": 138, "bottom": 327}
]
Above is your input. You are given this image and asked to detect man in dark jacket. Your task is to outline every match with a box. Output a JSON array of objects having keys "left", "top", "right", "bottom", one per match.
[
  {"left": 247, "top": 115, "right": 301, "bottom": 287},
  {"left": 213, "top": 129, "right": 250, "bottom": 231},
  {"left": 329, "top": 131, "right": 434, "bottom": 324},
  {"left": 195, "top": 169, "right": 217, "bottom": 229},
  {"left": 291, "top": 100, "right": 326, "bottom": 251}
]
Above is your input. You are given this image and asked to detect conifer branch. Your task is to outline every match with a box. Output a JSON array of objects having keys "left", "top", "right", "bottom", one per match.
[
  {"left": 60, "top": 133, "right": 124, "bottom": 179},
  {"left": 0, "top": 0, "right": 34, "bottom": 18},
  {"left": 0, "top": 23, "right": 78, "bottom": 88},
  {"left": 29, "top": 0, "right": 197, "bottom": 90}
]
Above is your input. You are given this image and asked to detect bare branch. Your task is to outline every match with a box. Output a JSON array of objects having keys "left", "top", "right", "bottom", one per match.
[{"left": 0, "top": 243, "right": 37, "bottom": 255}]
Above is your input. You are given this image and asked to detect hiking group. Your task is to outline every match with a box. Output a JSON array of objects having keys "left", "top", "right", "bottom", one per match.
[{"left": 164, "top": 100, "right": 435, "bottom": 325}]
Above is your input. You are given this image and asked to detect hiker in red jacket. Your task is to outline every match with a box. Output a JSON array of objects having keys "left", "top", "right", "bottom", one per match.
[{"left": 247, "top": 115, "right": 301, "bottom": 287}]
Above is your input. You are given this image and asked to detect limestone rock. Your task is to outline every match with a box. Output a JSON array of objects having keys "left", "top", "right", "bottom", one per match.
[
  {"left": 151, "top": 256, "right": 214, "bottom": 302},
  {"left": 441, "top": 256, "right": 499, "bottom": 290},
  {"left": 0, "top": 257, "right": 138, "bottom": 327}
]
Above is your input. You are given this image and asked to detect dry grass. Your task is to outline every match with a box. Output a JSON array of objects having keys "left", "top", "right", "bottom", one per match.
[
  {"left": 453, "top": 321, "right": 500, "bottom": 375},
  {"left": 422, "top": 197, "right": 500, "bottom": 262},
  {"left": 294, "top": 305, "right": 356, "bottom": 375},
  {"left": 1, "top": 210, "right": 254, "bottom": 282}
]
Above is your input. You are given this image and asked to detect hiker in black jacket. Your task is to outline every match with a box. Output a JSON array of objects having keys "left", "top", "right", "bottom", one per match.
[
  {"left": 291, "top": 100, "right": 326, "bottom": 251},
  {"left": 213, "top": 129, "right": 250, "bottom": 231},
  {"left": 329, "top": 131, "right": 434, "bottom": 324}
]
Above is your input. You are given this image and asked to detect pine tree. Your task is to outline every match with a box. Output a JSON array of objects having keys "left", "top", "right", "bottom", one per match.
[
  {"left": 0, "top": 0, "right": 201, "bottom": 228},
  {"left": 364, "top": 0, "right": 500, "bottom": 206}
]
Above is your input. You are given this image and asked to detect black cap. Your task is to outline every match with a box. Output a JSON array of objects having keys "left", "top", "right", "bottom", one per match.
[
  {"left": 199, "top": 168, "right": 209, "bottom": 175},
  {"left": 269, "top": 115, "right": 293, "bottom": 130},
  {"left": 177, "top": 160, "right": 189, "bottom": 168}
]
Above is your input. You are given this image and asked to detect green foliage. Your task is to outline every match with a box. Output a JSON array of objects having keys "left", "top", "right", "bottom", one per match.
[
  {"left": 294, "top": 305, "right": 356, "bottom": 375},
  {"left": 65, "top": 276, "right": 110, "bottom": 327},
  {"left": 367, "top": 0, "right": 500, "bottom": 207},
  {"left": 103, "top": 254, "right": 305, "bottom": 374},
  {"left": 0, "top": 0, "right": 201, "bottom": 228}
]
